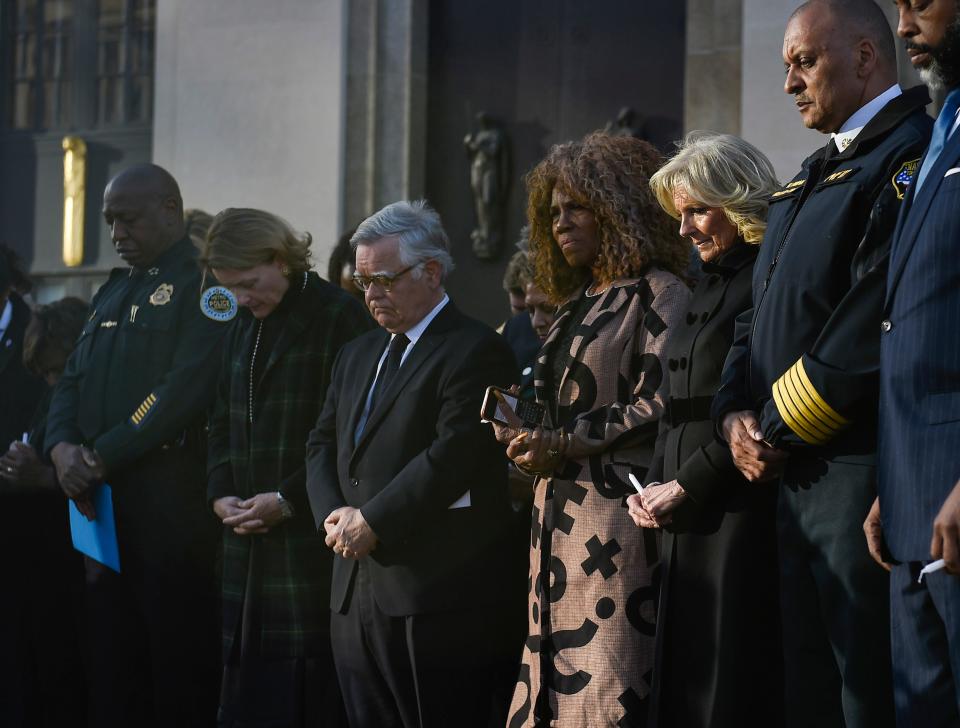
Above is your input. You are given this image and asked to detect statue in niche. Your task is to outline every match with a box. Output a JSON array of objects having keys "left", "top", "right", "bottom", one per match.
[
  {"left": 604, "top": 106, "right": 644, "bottom": 139},
  {"left": 464, "top": 112, "right": 509, "bottom": 260}
]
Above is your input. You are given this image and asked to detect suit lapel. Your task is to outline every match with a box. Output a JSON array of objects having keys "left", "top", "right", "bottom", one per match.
[
  {"left": 0, "top": 334, "right": 13, "bottom": 374},
  {"left": 0, "top": 297, "right": 25, "bottom": 375},
  {"left": 347, "top": 330, "right": 389, "bottom": 443},
  {"left": 350, "top": 303, "right": 456, "bottom": 459},
  {"left": 887, "top": 132, "right": 960, "bottom": 308}
]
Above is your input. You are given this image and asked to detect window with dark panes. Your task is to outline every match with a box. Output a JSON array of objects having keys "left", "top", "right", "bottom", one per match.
[
  {"left": 3, "top": 0, "right": 155, "bottom": 131},
  {"left": 97, "top": 0, "right": 154, "bottom": 125}
]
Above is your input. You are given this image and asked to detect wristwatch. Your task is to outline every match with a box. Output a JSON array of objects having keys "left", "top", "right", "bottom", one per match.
[{"left": 276, "top": 491, "right": 295, "bottom": 520}]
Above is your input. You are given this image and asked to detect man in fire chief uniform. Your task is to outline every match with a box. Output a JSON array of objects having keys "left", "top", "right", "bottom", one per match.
[{"left": 713, "top": 2, "right": 932, "bottom": 727}]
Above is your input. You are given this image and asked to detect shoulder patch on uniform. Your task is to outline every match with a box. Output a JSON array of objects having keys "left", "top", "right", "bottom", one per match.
[
  {"left": 200, "top": 286, "right": 238, "bottom": 322},
  {"left": 149, "top": 283, "right": 174, "bottom": 306},
  {"left": 892, "top": 158, "right": 921, "bottom": 200}
]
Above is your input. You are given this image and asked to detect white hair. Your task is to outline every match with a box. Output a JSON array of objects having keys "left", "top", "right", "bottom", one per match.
[
  {"left": 350, "top": 199, "right": 456, "bottom": 280},
  {"left": 650, "top": 131, "right": 780, "bottom": 244}
]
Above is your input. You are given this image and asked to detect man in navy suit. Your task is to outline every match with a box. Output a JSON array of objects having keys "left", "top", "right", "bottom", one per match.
[{"left": 865, "top": 2, "right": 960, "bottom": 725}]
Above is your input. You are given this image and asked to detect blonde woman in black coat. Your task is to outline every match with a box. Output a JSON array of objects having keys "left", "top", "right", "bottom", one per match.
[{"left": 630, "top": 132, "right": 784, "bottom": 728}]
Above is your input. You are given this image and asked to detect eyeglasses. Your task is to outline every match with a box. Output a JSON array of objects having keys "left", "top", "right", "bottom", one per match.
[{"left": 352, "top": 263, "right": 420, "bottom": 292}]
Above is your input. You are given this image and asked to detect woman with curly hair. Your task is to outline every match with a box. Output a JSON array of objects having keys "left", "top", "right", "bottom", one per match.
[
  {"left": 498, "top": 132, "right": 691, "bottom": 727},
  {"left": 633, "top": 132, "right": 784, "bottom": 728}
]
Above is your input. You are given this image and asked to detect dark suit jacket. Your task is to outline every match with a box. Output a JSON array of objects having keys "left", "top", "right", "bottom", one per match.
[
  {"left": 305, "top": 300, "right": 518, "bottom": 616},
  {"left": 0, "top": 293, "right": 45, "bottom": 449},
  {"left": 879, "top": 122, "right": 960, "bottom": 562}
]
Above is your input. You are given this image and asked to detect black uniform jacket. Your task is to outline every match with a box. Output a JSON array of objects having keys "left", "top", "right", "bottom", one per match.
[
  {"left": 45, "top": 237, "right": 230, "bottom": 471},
  {"left": 305, "top": 301, "right": 518, "bottom": 617},
  {"left": 714, "top": 86, "right": 933, "bottom": 453}
]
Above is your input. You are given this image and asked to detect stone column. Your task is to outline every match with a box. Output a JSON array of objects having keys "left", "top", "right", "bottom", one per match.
[
  {"left": 342, "top": 0, "right": 428, "bottom": 230},
  {"left": 684, "top": 0, "right": 743, "bottom": 136}
]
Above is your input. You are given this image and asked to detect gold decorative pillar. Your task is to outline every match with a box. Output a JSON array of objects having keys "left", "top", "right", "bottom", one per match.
[{"left": 62, "top": 136, "right": 87, "bottom": 267}]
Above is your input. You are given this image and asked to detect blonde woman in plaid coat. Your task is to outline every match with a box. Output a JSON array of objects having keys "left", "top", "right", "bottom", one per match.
[{"left": 202, "top": 208, "right": 371, "bottom": 727}]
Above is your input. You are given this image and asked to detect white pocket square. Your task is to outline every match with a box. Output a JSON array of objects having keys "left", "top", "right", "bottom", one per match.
[
  {"left": 945, "top": 168, "right": 960, "bottom": 177},
  {"left": 448, "top": 490, "right": 471, "bottom": 509}
]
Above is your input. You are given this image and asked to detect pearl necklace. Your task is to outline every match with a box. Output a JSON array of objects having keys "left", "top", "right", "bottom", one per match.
[{"left": 248, "top": 272, "right": 308, "bottom": 425}]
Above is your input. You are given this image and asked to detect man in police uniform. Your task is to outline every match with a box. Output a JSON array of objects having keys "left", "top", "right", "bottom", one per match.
[
  {"left": 46, "top": 164, "right": 233, "bottom": 726},
  {"left": 713, "top": 2, "right": 932, "bottom": 726}
]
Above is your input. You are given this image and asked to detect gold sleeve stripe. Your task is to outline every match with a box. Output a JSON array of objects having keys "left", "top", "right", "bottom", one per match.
[
  {"left": 792, "top": 359, "right": 850, "bottom": 427},
  {"left": 785, "top": 366, "right": 845, "bottom": 433},
  {"left": 784, "top": 368, "right": 838, "bottom": 438},
  {"left": 781, "top": 371, "right": 834, "bottom": 440},
  {"left": 772, "top": 358, "right": 851, "bottom": 444},
  {"left": 772, "top": 378, "right": 829, "bottom": 445},
  {"left": 130, "top": 393, "right": 158, "bottom": 426}
]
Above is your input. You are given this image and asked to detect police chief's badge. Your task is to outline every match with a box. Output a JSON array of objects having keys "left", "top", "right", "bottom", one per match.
[
  {"left": 200, "top": 286, "right": 238, "bottom": 322},
  {"left": 893, "top": 158, "right": 920, "bottom": 200},
  {"left": 149, "top": 283, "right": 174, "bottom": 306}
]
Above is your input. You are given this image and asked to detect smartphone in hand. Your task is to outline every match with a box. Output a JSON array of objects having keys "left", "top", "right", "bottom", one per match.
[{"left": 481, "top": 386, "right": 546, "bottom": 429}]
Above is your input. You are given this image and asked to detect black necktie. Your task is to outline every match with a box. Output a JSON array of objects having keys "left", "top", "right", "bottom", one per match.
[{"left": 369, "top": 333, "right": 409, "bottom": 413}]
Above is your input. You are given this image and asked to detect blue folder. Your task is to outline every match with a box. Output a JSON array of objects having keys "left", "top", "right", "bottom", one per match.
[{"left": 69, "top": 483, "right": 121, "bottom": 573}]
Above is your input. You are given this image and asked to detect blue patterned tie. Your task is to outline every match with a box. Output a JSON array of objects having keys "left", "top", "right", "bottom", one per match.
[{"left": 915, "top": 88, "right": 960, "bottom": 194}]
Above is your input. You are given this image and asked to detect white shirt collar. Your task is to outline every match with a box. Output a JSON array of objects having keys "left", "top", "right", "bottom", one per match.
[
  {"left": 832, "top": 84, "right": 902, "bottom": 152},
  {"left": 393, "top": 292, "right": 449, "bottom": 358},
  {"left": 0, "top": 299, "right": 12, "bottom": 339}
]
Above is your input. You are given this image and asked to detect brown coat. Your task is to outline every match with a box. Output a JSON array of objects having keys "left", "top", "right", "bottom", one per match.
[{"left": 508, "top": 268, "right": 690, "bottom": 728}]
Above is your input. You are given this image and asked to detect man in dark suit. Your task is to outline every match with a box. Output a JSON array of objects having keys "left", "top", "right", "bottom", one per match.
[
  {"left": 306, "top": 200, "right": 519, "bottom": 728},
  {"left": 713, "top": 2, "right": 932, "bottom": 725},
  {"left": 44, "top": 164, "right": 230, "bottom": 726},
  {"left": 0, "top": 251, "right": 51, "bottom": 726},
  {"left": 864, "top": 2, "right": 960, "bottom": 725}
]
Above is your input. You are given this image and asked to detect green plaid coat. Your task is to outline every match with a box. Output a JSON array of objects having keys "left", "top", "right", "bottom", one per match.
[{"left": 207, "top": 273, "right": 371, "bottom": 659}]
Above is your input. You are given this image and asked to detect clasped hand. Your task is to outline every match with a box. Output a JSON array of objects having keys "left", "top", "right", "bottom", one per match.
[
  {"left": 324, "top": 506, "right": 377, "bottom": 559},
  {"left": 214, "top": 493, "right": 286, "bottom": 536},
  {"left": 50, "top": 441, "right": 104, "bottom": 520},
  {"left": 0, "top": 441, "right": 56, "bottom": 492},
  {"left": 722, "top": 410, "right": 788, "bottom": 483},
  {"left": 626, "top": 480, "right": 687, "bottom": 529}
]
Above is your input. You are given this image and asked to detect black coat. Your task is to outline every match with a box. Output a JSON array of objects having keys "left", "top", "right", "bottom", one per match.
[
  {"left": 0, "top": 293, "right": 45, "bottom": 448},
  {"left": 207, "top": 273, "right": 372, "bottom": 661},
  {"left": 647, "top": 243, "right": 783, "bottom": 728},
  {"left": 305, "top": 300, "right": 518, "bottom": 617}
]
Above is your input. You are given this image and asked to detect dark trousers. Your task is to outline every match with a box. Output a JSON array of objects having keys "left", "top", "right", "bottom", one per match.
[
  {"left": 0, "top": 497, "right": 87, "bottom": 728},
  {"left": 890, "top": 563, "right": 960, "bottom": 728},
  {"left": 84, "top": 555, "right": 220, "bottom": 727},
  {"left": 84, "top": 450, "right": 221, "bottom": 727},
  {"left": 777, "top": 457, "right": 895, "bottom": 728},
  {"left": 330, "top": 563, "right": 513, "bottom": 728}
]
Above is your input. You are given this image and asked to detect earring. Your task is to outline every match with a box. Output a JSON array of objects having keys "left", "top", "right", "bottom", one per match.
[{"left": 280, "top": 264, "right": 290, "bottom": 276}]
